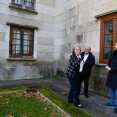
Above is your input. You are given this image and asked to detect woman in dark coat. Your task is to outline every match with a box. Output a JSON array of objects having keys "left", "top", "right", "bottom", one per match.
[
  {"left": 66, "top": 46, "right": 84, "bottom": 108},
  {"left": 105, "top": 43, "right": 117, "bottom": 114}
]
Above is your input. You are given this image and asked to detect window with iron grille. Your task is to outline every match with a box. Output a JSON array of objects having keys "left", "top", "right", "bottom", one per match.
[
  {"left": 11, "top": 0, "right": 35, "bottom": 10},
  {"left": 10, "top": 26, "right": 34, "bottom": 58}
]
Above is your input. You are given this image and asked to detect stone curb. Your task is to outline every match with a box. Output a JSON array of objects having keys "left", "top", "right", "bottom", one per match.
[{"left": 38, "top": 91, "right": 71, "bottom": 117}]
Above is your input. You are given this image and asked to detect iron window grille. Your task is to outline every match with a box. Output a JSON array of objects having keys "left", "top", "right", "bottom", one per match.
[{"left": 11, "top": 0, "right": 36, "bottom": 11}]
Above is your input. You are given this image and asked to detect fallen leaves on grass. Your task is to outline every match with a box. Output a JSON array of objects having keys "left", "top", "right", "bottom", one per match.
[
  {"left": 10, "top": 92, "right": 15, "bottom": 95},
  {"left": 20, "top": 93, "right": 25, "bottom": 97},
  {"left": 47, "top": 103, "right": 51, "bottom": 106},
  {"left": 44, "top": 107, "right": 48, "bottom": 111},
  {"left": 0, "top": 95, "right": 3, "bottom": 98},
  {"left": 29, "top": 92, "right": 35, "bottom": 98},
  {"left": 5, "top": 99, "right": 10, "bottom": 104},
  {"left": 5, "top": 113, "right": 14, "bottom": 117},
  {"left": 43, "top": 99, "right": 47, "bottom": 102},
  {"left": 61, "top": 92, "right": 66, "bottom": 95},
  {"left": 0, "top": 105, "right": 4, "bottom": 107}
]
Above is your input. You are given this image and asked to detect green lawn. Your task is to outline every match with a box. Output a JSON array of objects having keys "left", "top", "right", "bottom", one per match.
[
  {"left": 0, "top": 91, "right": 67, "bottom": 117},
  {"left": 0, "top": 86, "right": 92, "bottom": 117}
]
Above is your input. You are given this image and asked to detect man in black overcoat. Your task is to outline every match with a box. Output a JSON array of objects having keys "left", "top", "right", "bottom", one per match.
[
  {"left": 78, "top": 46, "right": 95, "bottom": 98},
  {"left": 105, "top": 43, "right": 117, "bottom": 114}
]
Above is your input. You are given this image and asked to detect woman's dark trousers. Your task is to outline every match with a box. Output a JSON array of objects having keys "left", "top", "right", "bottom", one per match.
[{"left": 68, "top": 75, "right": 80, "bottom": 106}]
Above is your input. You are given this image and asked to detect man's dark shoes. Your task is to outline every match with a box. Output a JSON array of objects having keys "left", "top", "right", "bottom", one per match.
[
  {"left": 76, "top": 104, "right": 84, "bottom": 108},
  {"left": 85, "top": 94, "right": 89, "bottom": 98},
  {"left": 104, "top": 103, "right": 114, "bottom": 108},
  {"left": 114, "top": 108, "right": 117, "bottom": 114},
  {"left": 68, "top": 101, "right": 74, "bottom": 104}
]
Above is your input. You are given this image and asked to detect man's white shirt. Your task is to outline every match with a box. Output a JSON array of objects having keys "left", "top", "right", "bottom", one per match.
[{"left": 79, "top": 54, "right": 89, "bottom": 72}]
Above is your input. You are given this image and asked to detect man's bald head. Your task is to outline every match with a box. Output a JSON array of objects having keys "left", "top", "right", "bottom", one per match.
[{"left": 85, "top": 46, "right": 91, "bottom": 55}]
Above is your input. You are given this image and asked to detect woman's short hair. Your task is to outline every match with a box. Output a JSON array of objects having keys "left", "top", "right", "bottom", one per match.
[{"left": 72, "top": 46, "right": 81, "bottom": 55}]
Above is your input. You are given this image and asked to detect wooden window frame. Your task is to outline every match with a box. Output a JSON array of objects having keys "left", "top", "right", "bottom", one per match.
[
  {"left": 100, "top": 14, "right": 117, "bottom": 64},
  {"left": 9, "top": 26, "right": 34, "bottom": 58}
]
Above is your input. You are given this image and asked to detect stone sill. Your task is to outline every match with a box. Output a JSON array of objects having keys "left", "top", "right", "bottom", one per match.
[
  {"left": 7, "top": 58, "right": 36, "bottom": 61},
  {"left": 9, "top": 5, "right": 38, "bottom": 15},
  {"left": 95, "top": 64, "right": 107, "bottom": 67}
]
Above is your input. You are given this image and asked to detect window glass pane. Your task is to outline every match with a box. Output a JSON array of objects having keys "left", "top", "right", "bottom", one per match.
[
  {"left": 24, "top": 46, "right": 27, "bottom": 50},
  {"left": 103, "top": 48, "right": 112, "bottom": 60},
  {"left": 16, "top": 40, "right": 20, "bottom": 44},
  {"left": 104, "top": 34, "right": 113, "bottom": 46},
  {"left": 104, "top": 20, "right": 113, "bottom": 34},
  {"left": 16, "top": 45, "right": 20, "bottom": 50},
  {"left": 24, "top": 32, "right": 30, "bottom": 40},
  {"left": 15, "top": 0, "right": 22, "bottom": 4},
  {"left": 16, "top": 51, "right": 20, "bottom": 54},
  {"left": 26, "top": 0, "right": 32, "bottom": 7}
]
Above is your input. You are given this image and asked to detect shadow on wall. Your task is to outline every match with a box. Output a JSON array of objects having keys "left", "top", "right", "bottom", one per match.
[{"left": 56, "top": 68, "right": 67, "bottom": 80}]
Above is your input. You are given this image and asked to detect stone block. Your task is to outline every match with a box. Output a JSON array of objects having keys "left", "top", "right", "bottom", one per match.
[
  {"left": 0, "top": 32, "right": 5, "bottom": 41},
  {"left": 54, "top": 38, "right": 65, "bottom": 46},
  {"left": 55, "top": 30, "right": 66, "bottom": 39},
  {"left": 55, "top": 14, "right": 63, "bottom": 23},
  {"left": 0, "top": 4, "right": 7, "bottom": 14},
  {"left": 71, "top": 16, "right": 78, "bottom": 27},
  {"left": 55, "top": 21, "right": 65, "bottom": 32},
  {"left": 85, "top": 20, "right": 100, "bottom": 32},
  {"left": 54, "top": 45, "right": 65, "bottom": 53},
  {"left": 54, "top": 53, "right": 65, "bottom": 60},
  {"left": 38, "top": 37, "right": 54, "bottom": 45},
  {"left": 37, "top": 52, "right": 54, "bottom": 60},
  {"left": 83, "top": 31, "right": 100, "bottom": 43},
  {"left": 94, "top": 0, "right": 117, "bottom": 18},
  {"left": 43, "top": 22, "right": 55, "bottom": 32},
  {"left": 37, "top": 4, "right": 55, "bottom": 16},
  {"left": 38, "top": 30, "right": 55, "bottom": 38},
  {"left": 0, "top": 41, "right": 5, "bottom": 49},
  {"left": 76, "top": 24, "right": 86, "bottom": 35},
  {"left": 77, "top": 35, "right": 83, "bottom": 43},
  {"left": 39, "top": 0, "right": 55, "bottom": 8},
  {"left": 38, "top": 45, "right": 54, "bottom": 53},
  {"left": 62, "top": 6, "right": 77, "bottom": 20},
  {"left": 0, "top": 24, "right": 5, "bottom": 33},
  {"left": 78, "top": 1, "right": 89, "bottom": 14},
  {"left": 65, "top": 53, "right": 71, "bottom": 61},
  {"left": 38, "top": 13, "right": 55, "bottom": 23}
]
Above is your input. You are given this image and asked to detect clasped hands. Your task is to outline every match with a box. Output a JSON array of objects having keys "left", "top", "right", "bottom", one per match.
[{"left": 105, "top": 66, "right": 111, "bottom": 71}]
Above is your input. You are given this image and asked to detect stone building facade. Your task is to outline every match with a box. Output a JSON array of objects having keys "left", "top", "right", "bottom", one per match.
[{"left": 0, "top": 0, "right": 117, "bottom": 95}]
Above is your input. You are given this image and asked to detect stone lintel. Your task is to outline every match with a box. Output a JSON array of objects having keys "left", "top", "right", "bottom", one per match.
[
  {"left": 6, "top": 22, "right": 38, "bottom": 30},
  {"left": 94, "top": 9, "right": 117, "bottom": 19}
]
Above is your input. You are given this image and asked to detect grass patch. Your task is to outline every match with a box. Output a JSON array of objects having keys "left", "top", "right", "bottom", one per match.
[
  {"left": 0, "top": 86, "right": 29, "bottom": 92},
  {"left": 0, "top": 91, "right": 67, "bottom": 117},
  {"left": 51, "top": 75, "right": 59, "bottom": 80},
  {"left": 38, "top": 86, "right": 92, "bottom": 117}
]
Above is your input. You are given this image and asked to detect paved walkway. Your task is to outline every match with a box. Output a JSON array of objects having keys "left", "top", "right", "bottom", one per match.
[{"left": 0, "top": 78, "right": 117, "bottom": 117}]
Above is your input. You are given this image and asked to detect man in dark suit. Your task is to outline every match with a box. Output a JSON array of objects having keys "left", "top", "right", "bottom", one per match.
[
  {"left": 78, "top": 47, "right": 95, "bottom": 98},
  {"left": 105, "top": 43, "right": 117, "bottom": 114}
]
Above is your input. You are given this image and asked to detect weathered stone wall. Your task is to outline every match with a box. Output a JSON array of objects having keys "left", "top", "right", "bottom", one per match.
[
  {"left": 0, "top": 0, "right": 115, "bottom": 96},
  {"left": 0, "top": 0, "right": 55, "bottom": 80},
  {"left": 54, "top": 0, "right": 115, "bottom": 95}
]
